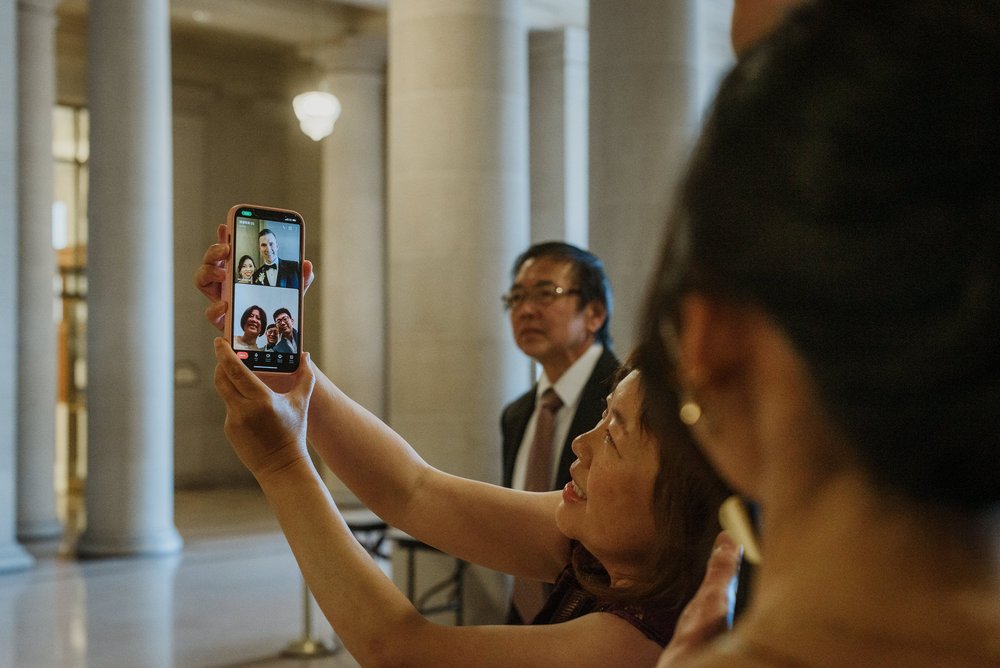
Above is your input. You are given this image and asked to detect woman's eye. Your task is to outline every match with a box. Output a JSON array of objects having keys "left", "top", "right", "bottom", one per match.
[{"left": 603, "top": 430, "right": 615, "bottom": 448}]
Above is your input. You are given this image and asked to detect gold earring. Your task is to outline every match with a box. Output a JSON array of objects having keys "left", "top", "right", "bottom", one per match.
[{"left": 679, "top": 398, "right": 702, "bottom": 426}]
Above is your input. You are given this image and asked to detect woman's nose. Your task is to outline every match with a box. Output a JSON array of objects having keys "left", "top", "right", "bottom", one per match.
[{"left": 571, "top": 428, "right": 594, "bottom": 461}]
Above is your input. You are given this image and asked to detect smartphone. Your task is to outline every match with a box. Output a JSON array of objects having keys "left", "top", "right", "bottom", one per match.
[{"left": 223, "top": 204, "right": 305, "bottom": 374}]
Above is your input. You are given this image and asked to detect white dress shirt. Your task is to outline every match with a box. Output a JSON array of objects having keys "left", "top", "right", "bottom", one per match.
[{"left": 511, "top": 344, "right": 605, "bottom": 491}]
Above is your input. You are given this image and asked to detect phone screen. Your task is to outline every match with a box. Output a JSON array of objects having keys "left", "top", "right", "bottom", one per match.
[{"left": 227, "top": 205, "right": 304, "bottom": 374}]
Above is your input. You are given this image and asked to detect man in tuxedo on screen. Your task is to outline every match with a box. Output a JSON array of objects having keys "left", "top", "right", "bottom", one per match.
[{"left": 252, "top": 228, "right": 300, "bottom": 288}]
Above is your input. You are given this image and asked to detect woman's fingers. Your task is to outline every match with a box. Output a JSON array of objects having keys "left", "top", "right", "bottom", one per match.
[
  {"left": 288, "top": 353, "right": 317, "bottom": 405},
  {"left": 195, "top": 245, "right": 229, "bottom": 300},
  {"left": 302, "top": 260, "right": 315, "bottom": 294},
  {"left": 656, "top": 531, "right": 741, "bottom": 667},
  {"left": 205, "top": 301, "right": 227, "bottom": 332},
  {"left": 195, "top": 226, "right": 232, "bottom": 301},
  {"left": 213, "top": 337, "right": 269, "bottom": 399}
]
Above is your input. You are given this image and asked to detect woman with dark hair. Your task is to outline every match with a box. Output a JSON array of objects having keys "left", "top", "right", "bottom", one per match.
[
  {"left": 235, "top": 254, "right": 256, "bottom": 284},
  {"left": 211, "top": 338, "right": 729, "bottom": 666},
  {"left": 642, "top": 1, "right": 1000, "bottom": 665},
  {"left": 233, "top": 305, "right": 265, "bottom": 351}
]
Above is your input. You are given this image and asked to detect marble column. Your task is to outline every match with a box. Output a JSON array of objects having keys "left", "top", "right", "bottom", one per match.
[
  {"left": 315, "top": 35, "right": 387, "bottom": 420},
  {"left": 77, "top": 0, "right": 182, "bottom": 557},
  {"left": 0, "top": 0, "right": 34, "bottom": 571},
  {"left": 529, "top": 27, "right": 588, "bottom": 247},
  {"left": 588, "top": 0, "right": 733, "bottom": 350},
  {"left": 15, "top": 0, "right": 61, "bottom": 542},
  {"left": 387, "top": 0, "right": 529, "bottom": 623},
  {"left": 311, "top": 35, "right": 387, "bottom": 505}
]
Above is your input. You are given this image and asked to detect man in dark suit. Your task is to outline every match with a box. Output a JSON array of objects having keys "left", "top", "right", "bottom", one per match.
[
  {"left": 252, "top": 228, "right": 300, "bottom": 288},
  {"left": 499, "top": 242, "right": 618, "bottom": 623}
]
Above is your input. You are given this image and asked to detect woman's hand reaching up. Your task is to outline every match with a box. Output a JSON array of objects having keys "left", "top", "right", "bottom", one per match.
[{"left": 213, "top": 338, "right": 316, "bottom": 481}]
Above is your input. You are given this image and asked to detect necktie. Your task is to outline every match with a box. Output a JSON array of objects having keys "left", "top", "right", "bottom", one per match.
[
  {"left": 513, "top": 388, "right": 563, "bottom": 623},
  {"left": 523, "top": 389, "right": 563, "bottom": 492}
]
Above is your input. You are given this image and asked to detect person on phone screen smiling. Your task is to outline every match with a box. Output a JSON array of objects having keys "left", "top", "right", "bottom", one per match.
[
  {"left": 252, "top": 228, "right": 299, "bottom": 288},
  {"left": 272, "top": 308, "right": 298, "bottom": 354},
  {"left": 234, "top": 305, "right": 266, "bottom": 351},
  {"left": 262, "top": 324, "right": 279, "bottom": 352},
  {"left": 236, "top": 255, "right": 256, "bottom": 284}
]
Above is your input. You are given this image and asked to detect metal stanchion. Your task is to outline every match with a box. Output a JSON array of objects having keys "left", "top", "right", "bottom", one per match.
[{"left": 281, "top": 577, "right": 339, "bottom": 658}]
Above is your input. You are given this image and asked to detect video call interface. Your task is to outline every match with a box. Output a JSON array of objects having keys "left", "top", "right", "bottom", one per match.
[{"left": 230, "top": 207, "right": 302, "bottom": 372}]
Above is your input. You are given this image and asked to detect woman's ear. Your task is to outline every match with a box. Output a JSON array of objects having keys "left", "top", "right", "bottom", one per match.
[
  {"left": 675, "top": 293, "right": 753, "bottom": 391},
  {"left": 675, "top": 293, "right": 767, "bottom": 497}
]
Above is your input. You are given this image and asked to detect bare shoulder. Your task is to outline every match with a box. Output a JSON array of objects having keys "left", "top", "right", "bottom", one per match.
[
  {"left": 657, "top": 636, "right": 773, "bottom": 668},
  {"left": 404, "top": 610, "right": 665, "bottom": 668},
  {"left": 554, "top": 611, "right": 666, "bottom": 666}
]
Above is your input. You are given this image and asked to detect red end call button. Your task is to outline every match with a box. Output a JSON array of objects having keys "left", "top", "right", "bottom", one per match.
[{"left": 236, "top": 351, "right": 249, "bottom": 359}]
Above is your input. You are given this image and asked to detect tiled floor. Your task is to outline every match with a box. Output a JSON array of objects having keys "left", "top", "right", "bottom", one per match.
[{"left": 0, "top": 487, "right": 363, "bottom": 668}]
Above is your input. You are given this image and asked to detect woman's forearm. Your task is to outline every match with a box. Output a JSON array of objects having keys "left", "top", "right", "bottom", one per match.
[
  {"left": 257, "top": 459, "right": 662, "bottom": 668},
  {"left": 255, "top": 457, "right": 431, "bottom": 666},
  {"left": 304, "top": 360, "right": 431, "bottom": 524},
  {"left": 302, "top": 360, "right": 570, "bottom": 580}
]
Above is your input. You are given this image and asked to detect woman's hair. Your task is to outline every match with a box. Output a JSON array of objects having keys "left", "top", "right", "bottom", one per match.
[
  {"left": 573, "top": 361, "right": 730, "bottom": 610},
  {"left": 639, "top": 0, "right": 1000, "bottom": 513},
  {"left": 239, "top": 305, "right": 266, "bottom": 332},
  {"left": 237, "top": 254, "right": 255, "bottom": 274}
]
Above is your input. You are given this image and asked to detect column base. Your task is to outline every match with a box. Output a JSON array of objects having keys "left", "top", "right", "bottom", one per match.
[
  {"left": 0, "top": 543, "right": 34, "bottom": 573},
  {"left": 76, "top": 527, "right": 183, "bottom": 558},
  {"left": 16, "top": 518, "right": 62, "bottom": 542}
]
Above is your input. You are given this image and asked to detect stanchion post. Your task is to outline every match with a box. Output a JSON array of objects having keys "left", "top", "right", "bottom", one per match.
[{"left": 281, "top": 577, "right": 339, "bottom": 658}]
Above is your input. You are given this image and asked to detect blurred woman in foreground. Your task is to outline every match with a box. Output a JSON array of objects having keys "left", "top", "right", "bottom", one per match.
[{"left": 642, "top": 1, "right": 1000, "bottom": 665}]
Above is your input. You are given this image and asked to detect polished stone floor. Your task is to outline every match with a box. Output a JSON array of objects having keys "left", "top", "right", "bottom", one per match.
[{"left": 0, "top": 487, "right": 363, "bottom": 668}]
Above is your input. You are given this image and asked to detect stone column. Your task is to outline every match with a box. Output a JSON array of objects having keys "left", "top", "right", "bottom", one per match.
[
  {"left": 0, "top": 0, "right": 34, "bottom": 571},
  {"left": 311, "top": 35, "right": 387, "bottom": 505},
  {"left": 15, "top": 0, "right": 61, "bottom": 542},
  {"left": 315, "top": 35, "right": 387, "bottom": 420},
  {"left": 588, "top": 0, "right": 732, "bottom": 350},
  {"left": 529, "top": 27, "right": 588, "bottom": 246},
  {"left": 387, "top": 0, "right": 529, "bottom": 623},
  {"left": 77, "top": 0, "right": 182, "bottom": 557}
]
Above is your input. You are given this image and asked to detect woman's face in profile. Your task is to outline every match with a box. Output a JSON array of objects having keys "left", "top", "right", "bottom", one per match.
[{"left": 556, "top": 370, "right": 659, "bottom": 570}]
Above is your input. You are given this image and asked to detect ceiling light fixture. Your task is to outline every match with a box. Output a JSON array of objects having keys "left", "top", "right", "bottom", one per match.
[
  {"left": 293, "top": 85, "right": 341, "bottom": 142},
  {"left": 293, "top": 1, "right": 341, "bottom": 142}
]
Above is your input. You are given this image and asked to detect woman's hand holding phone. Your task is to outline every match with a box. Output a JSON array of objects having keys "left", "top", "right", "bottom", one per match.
[
  {"left": 196, "top": 206, "right": 315, "bottom": 377},
  {"left": 655, "top": 531, "right": 742, "bottom": 667},
  {"left": 213, "top": 339, "right": 315, "bottom": 480},
  {"left": 195, "top": 224, "right": 233, "bottom": 331},
  {"left": 195, "top": 222, "right": 316, "bottom": 333}
]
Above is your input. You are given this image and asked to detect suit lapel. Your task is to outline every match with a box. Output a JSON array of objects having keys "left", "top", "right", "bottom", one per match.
[{"left": 553, "top": 350, "right": 619, "bottom": 488}]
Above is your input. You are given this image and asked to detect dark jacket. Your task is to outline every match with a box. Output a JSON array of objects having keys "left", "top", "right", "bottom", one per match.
[{"left": 500, "top": 348, "right": 620, "bottom": 490}]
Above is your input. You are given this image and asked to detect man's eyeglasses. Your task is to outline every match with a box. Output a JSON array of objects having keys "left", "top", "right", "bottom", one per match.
[
  {"left": 275, "top": 315, "right": 293, "bottom": 325},
  {"left": 501, "top": 284, "right": 581, "bottom": 311}
]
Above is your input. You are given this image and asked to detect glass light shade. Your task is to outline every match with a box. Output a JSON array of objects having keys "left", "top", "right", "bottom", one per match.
[{"left": 292, "top": 90, "right": 342, "bottom": 141}]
